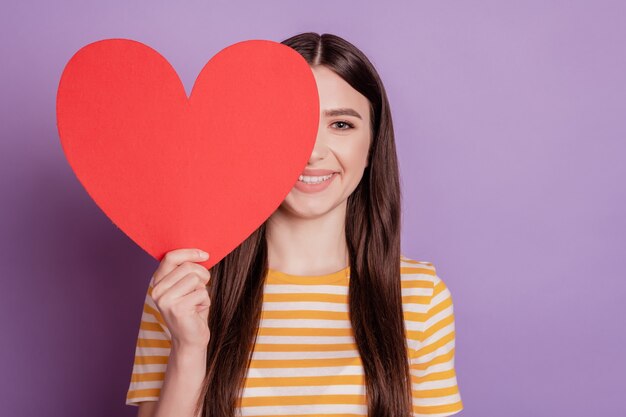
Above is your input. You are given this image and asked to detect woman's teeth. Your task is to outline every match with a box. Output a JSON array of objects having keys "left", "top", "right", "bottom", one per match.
[{"left": 298, "top": 173, "right": 334, "bottom": 184}]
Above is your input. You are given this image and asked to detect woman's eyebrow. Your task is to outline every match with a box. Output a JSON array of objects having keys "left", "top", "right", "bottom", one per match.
[{"left": 323, "top": 108, "right": 362, "bottom": 120}]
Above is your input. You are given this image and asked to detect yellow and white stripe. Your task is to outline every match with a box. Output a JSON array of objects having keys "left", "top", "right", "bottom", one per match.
[{"left": 126, "top": 255, "right": 463, "bottom": 416}]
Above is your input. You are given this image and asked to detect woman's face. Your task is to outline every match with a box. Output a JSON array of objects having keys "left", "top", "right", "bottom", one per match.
[{"left": 278, "top": 64, "right": 372, "bottom": 218}]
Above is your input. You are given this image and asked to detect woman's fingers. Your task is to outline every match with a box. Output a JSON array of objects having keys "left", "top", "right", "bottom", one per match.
[
  {"left": 176, "top": 286, "right": 211, "bottom": 313},
  {"left": 152, "top": 262, "right": 210, "bottom": 300},
  {"left": 152, "top": 248, "right": 209, "bottom": 286},
  {"left": 156, "top": 272, "right": 208, "bottom": 304},
  {"left": 149, "top": 248, "right": 213, "bottom": 349}
]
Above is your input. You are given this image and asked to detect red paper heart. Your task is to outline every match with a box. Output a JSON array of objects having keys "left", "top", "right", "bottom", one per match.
[{"left": 56, "top": 38, "right": 319, "bottom": 269}]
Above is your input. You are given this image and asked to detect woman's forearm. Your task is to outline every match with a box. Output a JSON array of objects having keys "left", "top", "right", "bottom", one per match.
[{"left": 153, "top": 343, "right": 207, "bottom": 417}]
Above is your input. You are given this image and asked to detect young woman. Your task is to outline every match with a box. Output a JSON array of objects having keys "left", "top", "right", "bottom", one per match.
[{"left": 126, "top": 32, "right": 463, "bottom": 417}]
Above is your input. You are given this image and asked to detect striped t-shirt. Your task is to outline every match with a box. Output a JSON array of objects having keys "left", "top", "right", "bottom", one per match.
[{"left": 126, "top": 255, "right": 463, "bottom": 416}]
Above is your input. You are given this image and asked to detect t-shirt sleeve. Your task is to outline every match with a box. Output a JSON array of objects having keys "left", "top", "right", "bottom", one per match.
[
  {"left": 410, "top": 270, "right": 464, "bottom": 416},
  {"left": 126, "top": 277, "right": 172, "bottom": 406}
]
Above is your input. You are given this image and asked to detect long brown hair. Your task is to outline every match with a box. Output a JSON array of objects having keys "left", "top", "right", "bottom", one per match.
[{"left": 194, "top": 32, "right": 412, "bottom": 417}]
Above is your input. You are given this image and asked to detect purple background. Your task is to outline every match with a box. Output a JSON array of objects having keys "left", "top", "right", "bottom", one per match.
[{"left": 1, "top": 1, "right": 624, "bottom": 416}]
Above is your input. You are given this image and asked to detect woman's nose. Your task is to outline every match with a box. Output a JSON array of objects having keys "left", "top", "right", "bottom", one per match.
[{"left": 308, "top": 132, "right": 330, "bottom": 163}]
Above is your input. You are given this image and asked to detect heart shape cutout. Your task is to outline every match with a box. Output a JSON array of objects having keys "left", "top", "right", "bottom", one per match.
[{"left": 56, "top": 38, "right": 319, "bottom": 269}]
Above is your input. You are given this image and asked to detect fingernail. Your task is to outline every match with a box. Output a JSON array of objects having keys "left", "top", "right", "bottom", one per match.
[{"left": 198, "top": 250, "right": 209, "bottom": 259}]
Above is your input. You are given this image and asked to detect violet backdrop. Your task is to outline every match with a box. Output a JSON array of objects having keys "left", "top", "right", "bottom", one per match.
[{"left": 1, "top": 1, "right": 624, "bottom": 416}]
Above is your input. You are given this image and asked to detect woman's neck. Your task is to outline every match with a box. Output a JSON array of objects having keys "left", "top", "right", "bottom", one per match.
[{"left": 265, "top": 201, "right": 349, "bottom": 276}]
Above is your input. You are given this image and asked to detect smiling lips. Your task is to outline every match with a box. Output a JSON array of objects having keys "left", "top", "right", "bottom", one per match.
[
  {"left": 295, "top": 169, "right": 339, "bottom": 193},
  {"left": 298, "top": 168, "right": 338, "bottom": 184},
  {"left": 299, "top": 172, "right": 332, "bottom": 181}
]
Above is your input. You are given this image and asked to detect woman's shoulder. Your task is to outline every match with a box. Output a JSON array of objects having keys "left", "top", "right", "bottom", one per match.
[
  {"left": 399, "top": 253, "right": 453, "bottom": 298},
  {"left": 399, "top": 253, "right": 438, "bottom": 281}
]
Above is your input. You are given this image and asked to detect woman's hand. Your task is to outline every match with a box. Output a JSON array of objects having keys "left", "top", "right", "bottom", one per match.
[{"left": 150, "top": 248, "right": 212, "bottom": 351}]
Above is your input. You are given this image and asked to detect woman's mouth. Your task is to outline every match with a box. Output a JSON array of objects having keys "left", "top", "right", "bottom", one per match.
[
  {"left": 294, "top": 172, "right": 338, "bottom": 193},
  {"left": 298, "top": 173, "right": 334, "bottom": 184}
]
